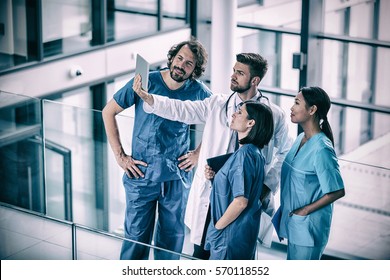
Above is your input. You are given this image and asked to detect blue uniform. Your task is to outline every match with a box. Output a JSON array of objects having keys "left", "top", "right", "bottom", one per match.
[
  {"left": 205, "top": 144, "right": 265, "bottom": 260},
  {"left": 115, "top": 70, "right": 211, "bottom": 260},
  {"left": 277, "top": 132, "right": 344, "bottom": 260}
]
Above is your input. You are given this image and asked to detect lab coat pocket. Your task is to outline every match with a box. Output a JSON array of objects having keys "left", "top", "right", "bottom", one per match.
[{"left": 287, "top": 214, "right": 314, "bottom": 247}]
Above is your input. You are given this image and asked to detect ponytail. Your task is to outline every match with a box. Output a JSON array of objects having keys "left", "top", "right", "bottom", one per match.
[
  {"left": 301, "top": 87, "right": 335, "bottom": 146},
  {"left": 320, "top": 117, "right": 334, "bottom": 146}
]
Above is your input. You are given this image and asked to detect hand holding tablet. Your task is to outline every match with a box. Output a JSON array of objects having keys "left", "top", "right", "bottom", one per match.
[
  {"left": 206, "top": 153, "right": 233, "bottom": 174},
  {"left": 135, "top": 54, "right": 150, "bottom": 90}
]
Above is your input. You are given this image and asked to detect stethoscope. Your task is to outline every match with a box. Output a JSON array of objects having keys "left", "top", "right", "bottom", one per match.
[{"left": 224, "top": 89, "right": 269, "bottom": 126}]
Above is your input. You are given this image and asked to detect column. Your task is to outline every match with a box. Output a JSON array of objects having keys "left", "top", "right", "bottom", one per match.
[{"left": 210, "top": 0, "right": 237, "bottom": 94}]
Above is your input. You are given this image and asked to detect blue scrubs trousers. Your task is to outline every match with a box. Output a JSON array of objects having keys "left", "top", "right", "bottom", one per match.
[
  {"left": 120, "top": 178, "right": 188, "bottom": 260},
  {"left": 287, "top": 242, "right": 326, "bottom": 260}
]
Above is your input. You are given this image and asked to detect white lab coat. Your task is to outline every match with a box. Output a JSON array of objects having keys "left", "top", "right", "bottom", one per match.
[{"left": 143, "top": 92, "right": 293, "bottom": 245}]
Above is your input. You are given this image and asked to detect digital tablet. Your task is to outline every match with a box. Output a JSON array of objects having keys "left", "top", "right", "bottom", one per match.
[
  {"left": 206, "top": 153, "right": 233, "bottom": 174},
  {"left": 135, "top": 54, "right": 150, "bottom": 90}
]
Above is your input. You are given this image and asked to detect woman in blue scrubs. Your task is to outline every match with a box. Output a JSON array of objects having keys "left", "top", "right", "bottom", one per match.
[
  {"left": 204, "top": 101, "right": 274, "bottom": 260},
  {"left": 276, "top": 86, "right": 345, "bottom": 260}
]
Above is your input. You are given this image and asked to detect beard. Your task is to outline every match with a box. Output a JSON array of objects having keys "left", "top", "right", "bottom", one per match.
[
  {"left": 170, "top": 66, "right": 188, "bottom": 83},
  {"left": 230, "top": 80, "right": 251, "bottom": 93}
]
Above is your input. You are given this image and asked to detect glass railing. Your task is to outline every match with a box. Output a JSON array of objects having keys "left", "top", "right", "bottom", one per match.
[
  {"left": 1, "top": 91, "right": 389, "bottom": 260},
  {"left": 0, "top": 205, "right": 195, "bottom": 260},
  {"left": 0, "top": 92, "right": 197, "bottom": 260},
  {"left": 43, "top": 100, "right": 107, "bottom": 229},
  {"left": 325, "top": 158, "right": 390, "bottom": 260},
  {"left": 0, "top": 92, "right": 45, "bottom": 213}
]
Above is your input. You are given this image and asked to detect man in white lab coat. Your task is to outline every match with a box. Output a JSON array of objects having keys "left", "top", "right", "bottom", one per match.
[{"left": 133, "top": 53, "right": 293, "bottom": 259}]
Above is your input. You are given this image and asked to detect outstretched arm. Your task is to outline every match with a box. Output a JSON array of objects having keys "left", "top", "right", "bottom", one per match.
[{"left": 133, "top": 74, "right": 212, "bottom": 124}]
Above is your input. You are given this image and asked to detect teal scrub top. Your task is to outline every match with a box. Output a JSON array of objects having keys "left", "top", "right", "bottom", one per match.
[{"left": 278, "top": 132, "right": 344, "bottom": 247}]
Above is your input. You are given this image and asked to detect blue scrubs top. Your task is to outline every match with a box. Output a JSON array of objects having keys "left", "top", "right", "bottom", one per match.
[
  {"left": 279, "top": 132, "right": 344, "bottom": 247},
  {"left": 205, "top": 144, "right": 265, "bottom": 259},
  {"left": 114, "top": 69, "right": 211, "bottom": 183}
]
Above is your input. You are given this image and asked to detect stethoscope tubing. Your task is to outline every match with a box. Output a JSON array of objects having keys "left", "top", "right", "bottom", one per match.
[{"left": 224, "top": 89, "right": 269, "bottom": 119}]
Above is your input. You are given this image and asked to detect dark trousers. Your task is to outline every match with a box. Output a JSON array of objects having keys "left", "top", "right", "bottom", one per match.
[{"left": 192, "top": 207, "right": 211, "bottom": 260}]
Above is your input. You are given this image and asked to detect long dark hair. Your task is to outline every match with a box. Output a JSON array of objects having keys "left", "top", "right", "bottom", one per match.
[
  {"left": 300, "top": 86, "right": 334, "bottom": 146},
  {"left": 239, "top": 101, "right": 274, "bottom": 149},
  {"left": 166, "top": 37, "right": 208, "bottom": 80}
]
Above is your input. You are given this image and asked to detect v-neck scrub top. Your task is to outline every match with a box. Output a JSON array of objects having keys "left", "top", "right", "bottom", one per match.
[
  {"left": 205, "top": 144, "right": 265, "bottom": 259},
  {"left": 278, "top": 132, "right": 344, "bottom": 247},
  {"left": 114, "top": 70, "right": 211, "bottom": 183}
]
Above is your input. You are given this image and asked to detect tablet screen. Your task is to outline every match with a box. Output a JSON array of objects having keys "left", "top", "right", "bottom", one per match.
[
  {"left": 206, "top": 153, "right": 233, "bottom": 174},
  {"left": 135, "top": 54, "right": 150, "bottom": 90}
]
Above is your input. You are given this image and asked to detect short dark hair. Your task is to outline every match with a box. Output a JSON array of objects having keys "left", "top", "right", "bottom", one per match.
[
  {"left": 167, "top": 37, "right": 208, "bottom": 80},
  {"left": 239, "top": 101, "right": 274, "bottom": 149},
  {"left": 236, "top": 53, "right": 268, "bottom": 81}
]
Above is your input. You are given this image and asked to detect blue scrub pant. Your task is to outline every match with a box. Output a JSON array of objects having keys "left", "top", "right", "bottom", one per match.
[
  {"left": 120, "top": 178, "right": 188, "bottom": 260},
  {"left": 287, "top": 242, "right": 325, "bottom": 260}
]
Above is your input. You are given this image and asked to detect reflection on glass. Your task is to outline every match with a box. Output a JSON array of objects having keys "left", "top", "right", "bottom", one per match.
[
  {"left": 0, "top": 91, "right": 44, "bottom": 213},
  {"left": 162, "top": 0, "right": 186, "bottom": 30},
  {"left": 107, "top": 0, "right": 186, "bottom": 42},
  {"left": 375, "top": 47, "right": 390, "bottom": 107},
  {"left": 42, "top": 0, "right": 92, "bottom": 57},
  {"left": 43, "top": 100, "right": 99, "bottom": 228},
  {"left": 321, "top": 39, "right": 344, "bottom": 99},
  {"left": 324, "top": 0, "right": 374, "bottom": 39},
  {"left": 115, "top": 0, "right": 157, "bottom": 11},
  {"left": 321, "top": 41, "right": 390, "bottom": 110},
  {"left": 46, "top": 149, "right": 65, "bottom": 218},
  {"left": 107, "top": 12, "right": 157, "bottom": 42},
  {"left": 237, "top": 0, "right": 302, "bottom": 29},
  {"left": 378, "top": 0, "right": 390, "bottom": 41},
  {"left": 76, "top": 227, "right": 123, "bottom": 260},
  {"left": 0, "top": 1, "right": 29, "bottom": 70}
]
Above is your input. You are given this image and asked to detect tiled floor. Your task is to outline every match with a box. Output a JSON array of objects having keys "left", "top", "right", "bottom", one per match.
[{"left": 0, "top": 208, "right": 73, "bottom": 260}]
